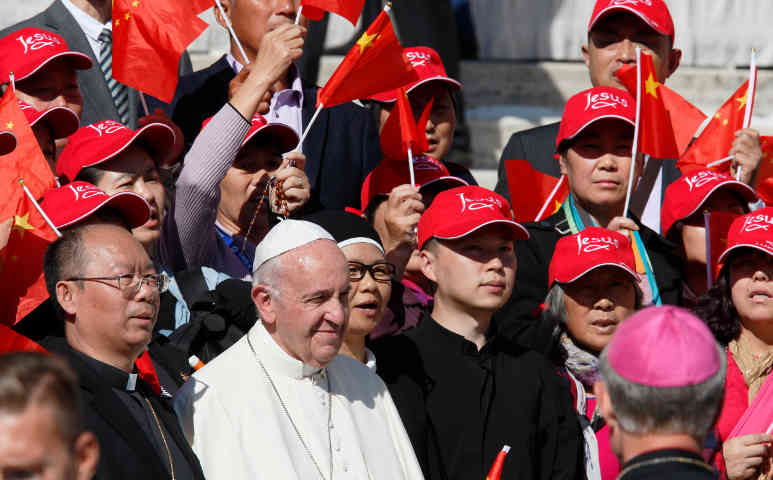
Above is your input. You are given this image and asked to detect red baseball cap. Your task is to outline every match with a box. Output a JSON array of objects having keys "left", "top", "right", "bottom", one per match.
[
  {"left": 588, "top": 0, "right": 675, "bottom": 39},
  {"left": 0, "top": 130, "right": 16, "bottom": 156},
  {"left": 556, "top": 86, "right": 635, "bottom": 152},
  {"left": 417, "top": 185, "right": 528, "bottom": 249},
  {"left": 661, "top": 169, "right": 757, "bottom": 237},
  {"left": 57, "top": 120, "right": 175, "bottom": 183},
  {"left": 369, "top": 47, "right": 462, "bottom": 103},
  {"left": 40, "top": 181, "right": 150, "bottom": 229},
  {"left": 201, "top": 113, "right": 299, "bottom": 153},
  {"left": 360, "top": 156, "right": 468, "bottom": 210},
  {"left": 549, "top": 227, "right": 638, "bottom": 287},
  {"left": 0, "top": 27, "right": 92, "bottom": 83},
  {"left": 718, "top": 207, "right": 773, "bottom": 264},
  {"left": 19, "top": 100, "right": 79, "bottom": 140}
]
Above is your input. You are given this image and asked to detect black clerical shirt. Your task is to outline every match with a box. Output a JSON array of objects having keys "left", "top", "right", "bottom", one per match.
[{"left": 373, "top": 314, "right": 585, "bottom": 480}]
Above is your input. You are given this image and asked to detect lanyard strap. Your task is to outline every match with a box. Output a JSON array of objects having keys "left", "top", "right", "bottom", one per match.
[
  {"left": 215, "top": 225, "right": 254, "bottom": 272},
  {"left": 562, "top": 196, "right": 662, "bottom": 305}
]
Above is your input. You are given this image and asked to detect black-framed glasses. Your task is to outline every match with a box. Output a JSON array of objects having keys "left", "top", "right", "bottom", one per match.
[
  {"left": 347, "top": 261, "right": 395, "bottom": 283},
  {"left": 67, "top": 272, "right": 169, "bottom": 297}
]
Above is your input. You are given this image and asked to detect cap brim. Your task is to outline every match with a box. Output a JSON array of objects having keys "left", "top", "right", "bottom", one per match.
[
  {"left": 554, "top": 262, "right": 640, "bottom": 288},
  {"left": 0, "top": 131, "right": 17, "bottom": 155},
  {"left": 17, "top": 51, "right": 93, "bottom": 81},
  {"left": 80, "top": 122, "right": 176, "bottom": 172},
  {"left": 433, "top": 219, "right": 530, "bottom": 243},
  {"left": 589, "top": 6, "right": 670, "bottom": 36},
  {"left": 676, "top": 181, "right": 758, "bottom": 232},
  {"left": 558, "top": 114, "right": 635, "bottom": 152},
  {"left": 419, "top": 176, "right": 469, "bottom": 191},
  {"left": 718, "top": 243, "right": 773, "bottom": 264},
  {"left": 57, "top": 191, "right": 150, "bottom": 229},
  {"left": 370, "top": 77, "right": 462, "bottom": 103},
  {"left": 30, "top": 106, "right": 79, "bottom": 139},
  {"left": 242, "top": 124, "right": 299, "bottom": 153}
]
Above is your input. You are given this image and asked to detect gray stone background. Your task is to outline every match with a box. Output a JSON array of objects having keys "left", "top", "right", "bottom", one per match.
[{"left": 4, "top": 1, "right": 773, "bottom": 180}]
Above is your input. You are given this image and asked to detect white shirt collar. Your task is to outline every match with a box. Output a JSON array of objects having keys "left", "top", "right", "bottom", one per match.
[
  {"left": 250, "top": 321, "right": 323, "bottom": 379},
  {"left": 60, "top": 0, "right": 110, "bottom": 47}
]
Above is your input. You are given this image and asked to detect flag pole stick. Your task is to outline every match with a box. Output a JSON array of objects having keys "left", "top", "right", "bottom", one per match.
[
  {"left": 736, "top": 166, "right": 743, "bottom": 182},
  {"left": 407, "top": 146, "right": 416, "bottom": 187},
  {"left": 707, "top": 155, "right": 734, "bottom": 168},
  {"left": 623, "top": 47, "right": 642, "bottom": 218},
  {"left": 704, "top": 212, "right": 713, "bottom": 289},
  {"left": 9, "top": 72, "right": 15, "bottom": 92},
  {"left": 19, "top": 179, "right": 61, "bottom": 238},
  {"left": 295, "top": 6, "right": 303, "bottom": 24},
  {"left": 743, "top": 49, "right": 756, "bottom": 129},
  {"left": 140, "top": 92, "right": 150, "bottom": 117},
  {"left": 214, "top": 0, "right": 251, "bottom": 65},
  {"left": 535, "top": 175, "right": 566, "bottom": 221},
  {"left": 295, "top": 104, "right": 323, "bottom": 152}
]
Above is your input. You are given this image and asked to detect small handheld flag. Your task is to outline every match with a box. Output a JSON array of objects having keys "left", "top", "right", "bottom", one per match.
[{"left": 485, "top": 445, "right": 511, "bottom": 480}]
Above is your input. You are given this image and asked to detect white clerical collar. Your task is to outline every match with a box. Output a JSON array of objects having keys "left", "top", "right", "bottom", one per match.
[{"left": 250, "top": 322, "right": 323, "bottom": 379}]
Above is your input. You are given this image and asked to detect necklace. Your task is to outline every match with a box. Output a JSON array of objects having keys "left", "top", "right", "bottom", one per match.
[
  {"left": 247, "top": 334, "right": 333, "bottom": 480},
  {"left": 616, "top": 455, "right": 714, "bottom": 479},
  {"left": 144, "top": 397, "right": 176, "bottom": 480}
]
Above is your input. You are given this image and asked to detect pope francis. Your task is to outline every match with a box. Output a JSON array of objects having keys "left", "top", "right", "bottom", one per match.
[{"left": 174, "top": 220, "right": 424, "bottom": 480}]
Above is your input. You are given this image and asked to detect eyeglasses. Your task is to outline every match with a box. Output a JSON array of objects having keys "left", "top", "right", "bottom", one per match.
[
  {"left": 347, "top": 261, "right": 395, "bottom": 283},
  {"left": 67, "top": 272, "right": 169, "bottom": 297}
]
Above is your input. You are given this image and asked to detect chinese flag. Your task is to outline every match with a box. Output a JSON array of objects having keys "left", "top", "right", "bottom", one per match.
[
  {"left": 380, "top": 88, "right": 431, "bottom": 162},
  {"left": 617, "top": 63, "right": 706, "bottom": 156},
  {"left": 705, "top": 211, "right": 740, "bottom": 280},
  {"left": 755, "top": 136, "right": 773, "bottom": 205},
  {"left": 0, "top": 90, "right": 56, "bottom": 222},
  {"left": 0, "top": 324, "right": 47, "bottom": 354},
  {"left": 300, "top": 0, "right": 365, "bottom": 26},
  {"left": 615, "top": 53, "right": 679, "bottom": 160},
  {"left": 112, "top": 0, "right": 211, "bottom": 103},
  {"left": 486, "top": 445, "right": 511, "bottom": 480},
  {"left": 0, "top": 187, "right": 58, "bottom": 326},
  {"left": 504, "top": 160, "right": 569, "bottom": 223},
  {"left": 677, "top": 78, "right": 755, "bottom": 175},
  {"left": 316, "top": 7, "right": 418, "bottom": 108}
]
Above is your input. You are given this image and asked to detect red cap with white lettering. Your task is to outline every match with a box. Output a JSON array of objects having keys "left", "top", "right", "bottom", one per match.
[
  {"left": 556, "top": 86, "right": 635, "bottom": 153},
  {"left": 40, "top": 181, "right": 150, "bottom": 229},
  {"left": 57, "top": 120, "right": 175, "bottom": 183},
  {"left": 369, "top": 46, "right": 462, "bottom": 103},
  {"left": 19, "top": 100, "right": 79, "bottom": 140},
  {"left": 0, "top": 130, "right": 16, "bottom": 156},
  {"left": 718, "top": 207, "right": 773, "bottom": 263},
  {"left": 360, "top": 155, "right": 468, "bottom": 210},
  {"left": 549, "top": 226, "right": 638, "bottom": 287},
  {"left": 201, "top": 113, "right": 299, "bottom": 153},
  {"left": 588, "top": 0, "right": 675, "bottom": 39},
  {"left": 417, "top": 185, "right": 528, "bottom": 249},
  {"left": 661, "top": 169, "right": 757, "bottom": 237},
  {"left": 0, "top": 27, "right": 92, "bottom": 83}
]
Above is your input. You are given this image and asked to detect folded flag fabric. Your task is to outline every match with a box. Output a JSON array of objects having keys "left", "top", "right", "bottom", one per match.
[{"left": 504, "top": 160, "right": 568, "bottom": 223}]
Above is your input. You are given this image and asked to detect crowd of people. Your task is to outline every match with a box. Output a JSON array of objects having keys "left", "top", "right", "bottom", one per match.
[{"left": 0, "top": 0, "right": 772, "bottom": 479}]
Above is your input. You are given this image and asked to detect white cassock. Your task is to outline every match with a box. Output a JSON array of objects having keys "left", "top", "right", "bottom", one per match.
[{"left": 174, "top": 322, "right": 425, "bottom": 480}]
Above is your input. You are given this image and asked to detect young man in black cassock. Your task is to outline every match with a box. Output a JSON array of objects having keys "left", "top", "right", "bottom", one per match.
[{"left": 374, "top": 185, "right": 585, "bottom": 480}]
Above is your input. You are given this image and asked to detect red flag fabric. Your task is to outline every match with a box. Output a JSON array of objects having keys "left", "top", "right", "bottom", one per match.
[
  {"left": 135, "top": 349, "right": 162, "bottom": 396},
  {"left": 380, "top": 88, "right": 431, "bottom": 162},
  {"left": 300, "top": 0, "right": 365, "bottom": 26},
  {"left": 756, "top": 136, "right": 773, "bottom": 205},
  {"left": 316, "top": 7, "right": 418, "bottom": 108},
  {"left": 504, "top": 160, "right": 569, "bottom": 223},
  {"left": 617, "top": 63, "right": 706, "bottom": 156},
  {"left": 615, "top": 53, "right": 679, "bottom": 160},
  {"left": 0, "top": 187, "right": 58, "bottom": 325},
  {"left": 705, "top": 211, "right": 740, "bottom": 280},
  {"left": 0, "top": 324, "right": 47, "bottom": 354},
  {"left": 486, "top": 445, "right": 511, "bottom": 480},
  {"left": 112, "top": 0, "right": 210, "bottom": 103},
  {"left": 0, "top": 90, "right": 56, "bottom": 222},
  {"left": 677, "top": 78, "right": 755, "bottom": 175}
]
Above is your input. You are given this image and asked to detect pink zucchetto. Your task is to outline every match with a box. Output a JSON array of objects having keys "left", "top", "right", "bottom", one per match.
[{"left": 606, "top": 306, "right": 720, "bottom": 388}]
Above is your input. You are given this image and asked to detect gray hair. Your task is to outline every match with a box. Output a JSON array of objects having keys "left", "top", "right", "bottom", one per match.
[
  {"left": 252, "top": 253, "right": 283, "bottom": 299},
  {"left": 598, "top": 346, "right": 726, "bottom": 441},
  {"left": 543, "top": 277, "right": 644, "bottom": 328}
]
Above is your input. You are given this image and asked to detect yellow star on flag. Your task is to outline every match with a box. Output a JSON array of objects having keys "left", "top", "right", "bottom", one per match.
[
  {"left": 356, "top": 31, "right": 379, "bottom": 55},
  {"left": 737, "top": 89, "right": 748, "bottom": 111},
  {"left": 552, "top": 200, "right": 562, "bottom": 215},
  {"left": 5, "top": 121, "right": 13, "bottom": 130},
  {"left": 132, "top": 0, "right": 139, "bottom": 6},
  {"left": 723, "top": 119, "right": 728, "bottom": 126},
  {"left": 12, "top": 213, "right": 35, "bottom": 239},
  {"left": 645, "top": 73, "right": 659, "bottom": 98},
  {"left": 124, "top": 12, "right": 131, "bottom": 20},
  {"left": 115, "top": 18, "right": 120, "bottom": 27}
]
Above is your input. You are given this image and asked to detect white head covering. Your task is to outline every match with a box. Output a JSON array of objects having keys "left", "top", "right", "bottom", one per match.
[{"left": 252, "top": 220, "right": 335, "bottom": 272}]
